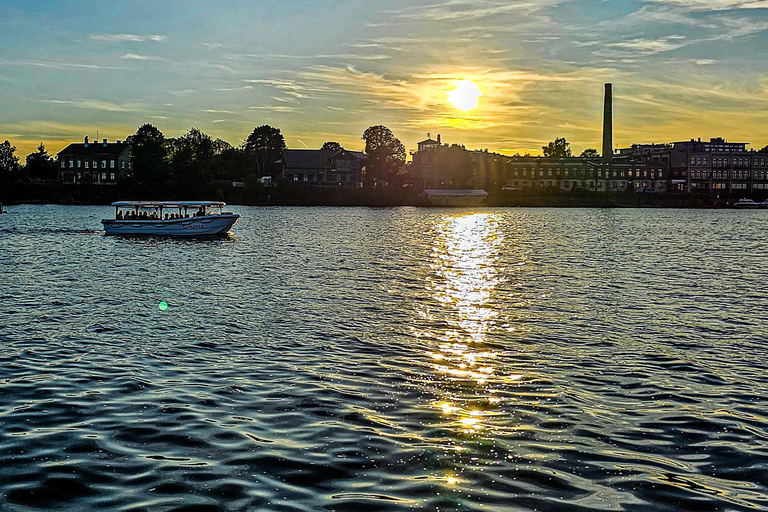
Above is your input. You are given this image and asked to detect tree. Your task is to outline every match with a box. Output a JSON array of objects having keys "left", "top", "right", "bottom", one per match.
[
  {"left": 580, "top": 148, "right": 599, "bottom": 158},
  {"left": 759, "top": 145, "right": 768, "bottom": 154},
  {"left": 321, "top": 141, "right": 343, "bottom": 151},
  {"left": 362, "top": 125, "right": 406, "bottom": 187},
  {"left": 243, "top": 125, "right": 286, "bottom": 177},
  {"left": 0, "top": 140, "right": 21, "bottom": 177},
  {"left": 24, "top": 143, "right": 57, "bottom": 180},
  {"left": 542, "top": 137, "right": 572, "bottom": 158},
  {"left": 168, "top": 128, "right": 216, "bottom": 192},
  {"left": 127, "top": 124, "right": 169, "bottom": 187}
]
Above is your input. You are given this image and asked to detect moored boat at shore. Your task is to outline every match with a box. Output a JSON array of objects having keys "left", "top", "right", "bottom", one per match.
[
  {"left": 101, "top": 201, "right": 240, "bottom": 236},
  {"left": 732, "top": 198, "right": 759, "bottom": 209}
]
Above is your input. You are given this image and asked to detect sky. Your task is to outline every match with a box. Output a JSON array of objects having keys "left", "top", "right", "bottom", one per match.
[{"left": 1, "top": 0, "right": 768, "bottom": 158}]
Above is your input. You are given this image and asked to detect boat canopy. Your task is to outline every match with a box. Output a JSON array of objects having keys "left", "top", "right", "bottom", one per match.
[{"left": 111, "top": 201, "right": 226, "bottom": 208}]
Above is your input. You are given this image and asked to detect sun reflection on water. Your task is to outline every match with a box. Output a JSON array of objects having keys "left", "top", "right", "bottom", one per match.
[{"left": 414, "top": 212, "right": 524, "bottom": 483}]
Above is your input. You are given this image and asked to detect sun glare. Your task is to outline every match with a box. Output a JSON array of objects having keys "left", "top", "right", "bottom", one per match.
[{"left": 447, "top": 80, "right": 482, "bottom": 111}]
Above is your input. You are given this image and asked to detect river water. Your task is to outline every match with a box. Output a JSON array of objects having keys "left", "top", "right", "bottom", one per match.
[{"left": 1, "top": 205, "right": 767, "bottom": 511}]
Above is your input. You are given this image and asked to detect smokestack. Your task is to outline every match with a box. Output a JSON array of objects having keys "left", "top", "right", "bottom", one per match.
[
  {"left": 602, "top": 83, "right": 613, "bottom": 162},
  {"left": 437, "top": 134, "right": 441, "bottom": 145},
  {"left": 103, "top": 138, "right": 108, "bottom": 147}
]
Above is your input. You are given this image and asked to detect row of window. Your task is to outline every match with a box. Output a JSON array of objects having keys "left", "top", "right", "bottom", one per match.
[
  {"left": 63, "top": 159, "right": 129, "bottom": 170},
  {"left": 71, "top": 172, "right": 116, "bottom": 181},
  {"left": 690, "top": 171, "right": 768, "bottom": 180},
  {"left": 509, "top": 169, "right": 662, "bottom": 179},
  {"left": 692, "top": 157, "right": 766, "bottom": 166},
  {"left": 289, "top": 173, "right": 359, "bottom": 183},
  {"left": 508, "top": 180, "right": 661, "bottom": 189}
]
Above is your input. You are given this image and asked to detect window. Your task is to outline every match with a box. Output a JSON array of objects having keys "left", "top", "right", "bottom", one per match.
[
  {"left": 110, "top": 173, "right": 115, "bottom": 180},
  {"left": 61, "top": 161, "right": 65, "bottom": 168},
  {"left": 101, "top": 173, "right": 106, "bottom": 180},
  {"left": 548, "top": 170, "right": 553, "bottom": 177},
  {"left": 121, "top": 161, "right": 125, "bottom": 169},
  {"left": 102, "top": 160, "right": 107, "bottom": 169},
  {"left": 565, "top": 181, "right": 569, "bottom": 187},
  {"left": 85, "top": 161, "right": 89, "bottom": 169},
  {"left": 69, "top": 160, "right": 73, "bottom": 168},
  {"left": 77, "top": 160, "right": 81, "bottom": 168},
  {"left": 110, "top": 160, "right": 115, "bottom": 168},
  {"left": 93, "top": 160, "right": 97, "bottom": 168}
]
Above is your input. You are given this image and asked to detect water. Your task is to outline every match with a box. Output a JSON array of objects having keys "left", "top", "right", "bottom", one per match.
[{"left": 1, "top": 205, "right": 767, "bottom": 511}]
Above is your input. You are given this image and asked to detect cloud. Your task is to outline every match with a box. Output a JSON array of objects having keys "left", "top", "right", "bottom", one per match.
[
  {"left": 640, "top": 0, "right": 768, "bottom": 10},
  {"left": 391, "top": 0, "right": 564, "bottom": 21},
  {"left": 605, "top": 35, "right": 690, "bottom": 56},
  {"left": 0, "top": 58, "right": 128, "bottom": 70},
  {"left": 42, "top": 99, "right": 143, "bottom": 112},
  {"left": 248, "top": 106, "right": 299, "bottom": 112},
  {"left": 120, "top": 53, "right": 167, "bottom": 61},
  {"left": 89, "top": 34, "right": 167, "bottom": 42}
]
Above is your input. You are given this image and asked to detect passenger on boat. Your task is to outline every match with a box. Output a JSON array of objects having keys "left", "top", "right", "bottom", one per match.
[{"left": 116, "top": 211, "right": 123, "bottom": 220}]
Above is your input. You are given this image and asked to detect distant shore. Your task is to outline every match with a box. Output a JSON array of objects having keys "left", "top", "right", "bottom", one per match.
[{"left": 0, "top": 182, "right": 741, "bottom": 209}]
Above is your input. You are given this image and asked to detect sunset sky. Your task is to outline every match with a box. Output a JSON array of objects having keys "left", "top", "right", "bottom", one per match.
[{"left": 2, "top": 0, "right": 768, "bottom": 158}]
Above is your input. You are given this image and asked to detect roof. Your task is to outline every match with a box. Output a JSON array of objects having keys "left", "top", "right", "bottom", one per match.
[
  {"left": 283, "top": 149, "right": 366, "bottom": 170},
  {"left": 111, "top": 201, "right": 226, "bottom": 208},
  {"left": 418, "top": 138, "right": 438, "bottom": 145},
  {"left": 283, "top": 149, "right": 336, "bottom": 170},
  {"left": 424, "top": 189, "right": 488, "bottom": 196},
  {"left": 58, "top": 142, "right": 130, "bottom": 157}
]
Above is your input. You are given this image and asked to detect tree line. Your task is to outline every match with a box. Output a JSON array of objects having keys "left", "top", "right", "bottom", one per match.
[{"left": 0, "top": 124, "right": 406, "bottom": 193}]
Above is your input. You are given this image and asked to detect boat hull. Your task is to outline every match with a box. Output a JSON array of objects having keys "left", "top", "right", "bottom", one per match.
[{"left": 101, "top": 214, "right": 240, "bottom": 236}]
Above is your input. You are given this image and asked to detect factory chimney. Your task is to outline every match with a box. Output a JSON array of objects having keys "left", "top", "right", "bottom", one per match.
[{"left": 602, "top": 83, "right": 613, "bottom": 162}]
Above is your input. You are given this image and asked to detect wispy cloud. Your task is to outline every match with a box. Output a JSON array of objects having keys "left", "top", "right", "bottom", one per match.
[
  {"left": 120, "top": 53, "right": 168, "bottom": 61},
  {"left": 248, "top": 105, "right": 299, "bottom": 112},
  {"left": 0, "top": 58, "right": 128, "bottom": 70},
  {"left": 90, "top": 34, "right": 167, "bottom": 42},
  {"left": 42, "top": 99, "right": 143, "bottom": 112},
  {"left": 641, "top": 0, "right": 768, "bottom": 11},
  {"left": 391, "top": 0, "right": 564, "bottom": 21}
]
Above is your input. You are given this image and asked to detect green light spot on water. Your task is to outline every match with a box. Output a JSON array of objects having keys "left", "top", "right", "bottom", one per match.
[{"left": 158, "top": 301, "right": 168, "bottom": 311}]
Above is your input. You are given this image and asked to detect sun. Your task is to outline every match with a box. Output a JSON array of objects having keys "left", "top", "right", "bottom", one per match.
[{"left": 447, "top": 80, "right": 482, "bottom": 111}]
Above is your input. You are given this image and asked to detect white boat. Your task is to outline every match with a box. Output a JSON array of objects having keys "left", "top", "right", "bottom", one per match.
[
  {"left": 732, "top": 198, "right": 759, "bottom": 209},
  {"left": 101, "top": 201, "right": 240, "bottom": 236}
]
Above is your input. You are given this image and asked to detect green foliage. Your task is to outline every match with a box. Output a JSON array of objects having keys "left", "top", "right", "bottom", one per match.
[
  {"left": 580, "top": 148, "right": 599, "bottom": 158},
  {"left": 126, "top": 124, "right": 169, "bottom": 187},
  {"left": 244, "top": 125, "right": 286, "bottom": 177},
  {"left": 24, "top": 143, "right": 57, "bottom": 180},
  {"left": 168, "top": 128, "right": 215, "bottom": 193},
  {"left": 542, "top": 137, "right": 572, "bottom": 158},
  {"left": 321, "top": 141, "right": 343, "bottom": 151},
  {"left": 0, "top": 140, "right": 21, "bottom": 177},
  {"left": 362, "top": 125, "right": 406, "bottom": 187}
]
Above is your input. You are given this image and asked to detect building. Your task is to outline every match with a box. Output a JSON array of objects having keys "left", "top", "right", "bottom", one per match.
[
  {"left": 57, "top": 136, "right": 131, "bottom": 184},
  {"left": 281, "top": 149, "right": 366, "bottom": 187},
  {"left": 667, "top": 137, "right": 767, "bottom": 196}
]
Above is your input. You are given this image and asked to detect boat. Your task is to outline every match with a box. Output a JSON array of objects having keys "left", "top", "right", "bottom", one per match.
[
  {"left": 732, "top": 198, "right": 759, "bottom": 209},
  {"left": 759, "top": 200, "right": 768, "bottom": 209},
  {"left": 101, "top": 201, "right": 240, "bottom": 236}
]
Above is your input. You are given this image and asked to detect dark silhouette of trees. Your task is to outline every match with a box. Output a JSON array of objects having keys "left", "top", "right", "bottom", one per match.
[
  {"left": 321, "top": 141, "right": 343, "bottom": 151},
  {"left": 244, "top": 125, "right": 286, "bottom": 178},
  {"left": 0, "top": 140, "right": 21, "bottom": 177},
  {"left": 24, "top": 143, "right": 57, "bottom": 180},
  {"left": 126, "top": 124, "right": 169, "bottom": 187},
  {"left": 580, "top": 148, "right": 599, "bottom": 158},
  {"left": 362, "top": 125, "right": 405, "bottom": 187},
  {"left": 542, "top": 137, "right": 572, "bottom": 158},
  {"left": 759, "top": 145, "right": 768, "bottom": 154},
  {"left": 168, "top": 128, "right": 215, "bottom": 193}
]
